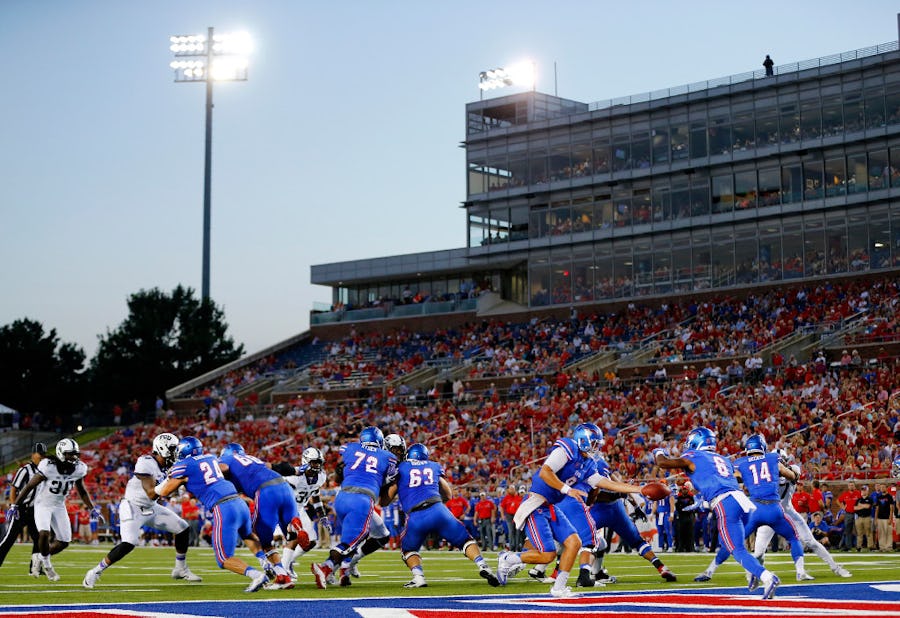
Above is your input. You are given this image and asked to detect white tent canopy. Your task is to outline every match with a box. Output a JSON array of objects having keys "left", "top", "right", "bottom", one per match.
[{"left": 0, "top": 403, "right": 17, "bottom": 415}]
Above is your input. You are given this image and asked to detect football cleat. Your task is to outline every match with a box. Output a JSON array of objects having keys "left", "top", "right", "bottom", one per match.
[
  {"left": 44, "top": 563, "right": 60, "bottom": 582},
  {"left": 496, "top": 551, "right": 523, "bottom": 586},
  {"left": 267, "top": 574, "right": 295, "bottom": 590},
  {"left": 310, "top": 562, "right": 331, "bottom": 589},
  {"left": 694, "top": 571, "right": 713, "bottom": 582},
  {"left": 403, "top": 574, "right": 428, "bottom": 588},
  {"left": 550, "top": 586, "right": 579, "bottom": 598},
  {"left": 171, "top": 566, "right": 202, "bottom": 581},
  {"left": 326, "top": 571, "right": 337, "bottom": 585},
  {"left": 528, "top": 567, "right": 546, "bottom": 581},
  {"left": 29, "top": 555, "right": 42, "bottom": 578},
  {"left": 349, "top": 563, "right": 361, "bottom": 578},
  {"left": 797, "top": 571, "right": 815, "bottom": 581},
  {"left": 659, "top": 566, "right": 677, "bottom": 582},
  {"left": 82, "top": 568, "right": 101, "bottom": 589},
  {"left": 244, "top": 571, "right": 269, "bottom": 593},
  {"left": 833, "top": 566, "right": 852, "bottom": 578},
  {"left": 595, "top": 568, "right": 617, "bottom": 584},
  {"left": 762, "top": 574, "right": 780, "bottom": 600},
  {"left": 339, "top": 565, "right": 352, "bottom": 587},
  {"left": 576, "top": 569, "right": 595, "bottom": 588},
  {"left": 479, "top": 567, "right": 500, "bottom": 587},
  {"left": 748, "top": 574, "right": 760, "bottom": 591}
]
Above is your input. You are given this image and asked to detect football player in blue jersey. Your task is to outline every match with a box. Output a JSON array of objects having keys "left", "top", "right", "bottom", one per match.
[
  {"left": 528, "top": 423, "right": 676, "bottom": 587},
  {"left": 218, "top": 443, "right": 297, "bottom": 589},
  {"left": 332, "top": 432, "right": 407, "bottom": 585},
  {"left": 155, "top": 436, "right": 270, "bottom": 593},
  {"left": 652, "top": 487, "right": 676, "bottom": 553},
  {"left": 311, "top": 426, "right": 397, "bottom": 589},
  {"left": 583, "top": 450, "right": 677, "bottom": 585},
  {"left": 497, "top": 423, "right": 609, "bottom": 598},
  {"left": 693, "top": 433, "right": 808, "bottom": 582},
  {"left": 385, "top": 442, "right": 500, "bottom": 588},
  {"left": 526, "top": 423, "right": 671, "bottom": 588},
  {"left": 654, "top": 427, "right": 781, "bottom": 599}
]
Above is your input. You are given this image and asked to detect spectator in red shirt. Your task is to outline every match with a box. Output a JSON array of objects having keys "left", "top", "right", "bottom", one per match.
[
  {"left": 838, "top": 481, "right": 861, "bottom": 550},
  {"left": 500, "top": 485, "right": 524, "bottom": 551},
  {"left": 181, "top": 498, "right": 201, "bottom": 547},
  {"left": 792, "top": 483, "right": 813, "bottom": 515},
  {"left": 809, "top": 480, "right": 826, "bottom": 513},
  {"left": 474, "top": 492, "right": 497, "bottom": 551},
  {"left": 446, "top": 494, "right": 469, "bottom": 521}
]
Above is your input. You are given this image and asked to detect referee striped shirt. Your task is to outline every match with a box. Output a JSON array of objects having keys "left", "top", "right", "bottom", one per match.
[{"left": 10, "top": 462, "right": 40, "bottom": 508}]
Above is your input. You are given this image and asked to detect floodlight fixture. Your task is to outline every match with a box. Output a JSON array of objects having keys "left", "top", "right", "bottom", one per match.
[
  {"left": 169, "top": 26, "right": 251, "bottom": 301},
  {"left": 478, "top": 61, "right": 536, "bottom": 94}
]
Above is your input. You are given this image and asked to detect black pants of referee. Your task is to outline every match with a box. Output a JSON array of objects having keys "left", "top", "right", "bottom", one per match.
[{"left": 0, "top": 507, "right": 39, "bottom": 571}]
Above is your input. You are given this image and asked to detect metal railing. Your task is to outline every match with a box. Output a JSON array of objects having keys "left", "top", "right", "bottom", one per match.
[
  {"left": 588, "top": 41, "right": 899, "bottom": 112},
  {"left": 311, "top": 297, "right": 478, "bottom": 325}
]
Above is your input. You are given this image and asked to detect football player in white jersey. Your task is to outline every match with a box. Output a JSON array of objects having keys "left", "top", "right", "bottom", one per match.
[
  {"left": 82, "top": 433, "right": 202, "bottom": 588},
  {"left": 753, "top": 449, "right": 851, "bottom": 578},
  {"left": 272, "top": 447, "right": 329, "bottom": 580},
  {"left": 8, "top": 438, "right": 99, "bottom": 582}
]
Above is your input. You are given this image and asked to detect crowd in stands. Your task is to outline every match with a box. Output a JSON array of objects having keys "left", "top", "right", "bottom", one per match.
[{"left": 184, "top": 279, "right": 899, "bottom": 403}]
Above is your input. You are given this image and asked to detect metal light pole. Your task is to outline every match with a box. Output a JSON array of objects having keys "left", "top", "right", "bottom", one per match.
[{"left": 169, "top": 28, "right": 251, "bottom": 300}]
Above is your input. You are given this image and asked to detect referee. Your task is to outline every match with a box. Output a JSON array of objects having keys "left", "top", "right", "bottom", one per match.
[{"left": 0, "top": 443, "right": 46, "bottom": 573}]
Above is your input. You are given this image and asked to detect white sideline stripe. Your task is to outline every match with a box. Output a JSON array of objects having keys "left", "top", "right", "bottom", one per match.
[
  {"left": 3, "top": 609, "right": 216, "bottom": 618},
  {"left": 872, "top": 583, "right": 900, "bottom": 592},
  {"left": 353, "top": 609, "right": 418, "bottom": 618},
  {"left": 4, "top": 579, "right": 897, "bottom": 611}
]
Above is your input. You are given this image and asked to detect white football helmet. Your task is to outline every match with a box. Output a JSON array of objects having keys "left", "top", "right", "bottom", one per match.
[
  {"left": 152, "top": 433, "right": 180, "bottom": 465},
  {"left": 55, "top": 438, "right": 80, "bottom": 462},
  {"left": 385, "top": 433, "right": 407, "bottom": 460},
  {"left": 301, "top": 447, "right": 324, "bottom": 473}
]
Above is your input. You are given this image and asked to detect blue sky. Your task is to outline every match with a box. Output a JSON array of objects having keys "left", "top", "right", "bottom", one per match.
[{"left": 1, "top": 1, "right": 897, "bottom": 359}]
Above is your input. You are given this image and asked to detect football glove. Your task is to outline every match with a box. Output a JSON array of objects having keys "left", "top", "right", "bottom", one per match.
[
  {"left": 651, "top": 448, "right": 670, "bottom": 460},
  {"left": 629, "top": 506, "right": 648, "bottom": 522},
  {"left": 90, "top": 505, "right": 105, "bottom": 523},
  {"left": 6, "top": 505, "right": 19, "bottom": 521},
  {"left": 320, "top": 519, "right": 333, "bottom": 535}
]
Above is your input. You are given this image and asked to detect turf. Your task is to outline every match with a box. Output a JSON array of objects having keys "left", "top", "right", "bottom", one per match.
[{"left": 0, "top": 543, "right": 896, "bottom": 606}]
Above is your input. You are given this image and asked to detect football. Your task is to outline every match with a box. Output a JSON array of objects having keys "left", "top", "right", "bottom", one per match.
[{"left": 641, "top": 480, "right": 671, "bottom": 501}]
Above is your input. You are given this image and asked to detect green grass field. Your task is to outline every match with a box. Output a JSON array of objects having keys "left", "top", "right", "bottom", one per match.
[{"left": 0, "top": 543, "right": 897, "bottom": 606}]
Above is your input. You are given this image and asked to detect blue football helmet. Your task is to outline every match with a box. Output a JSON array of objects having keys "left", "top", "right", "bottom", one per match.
[
  {"left": 177, "top": 436, "right": 204, "bottom": 460},
  {"left": 892, "top": 456, "right": 900, "bottom": 479},
  {"left": 359, "top": 426, "right": 385, "bottom": 449},
  {"left": 573, "top": 422, "right": 603, "bottom": 454},
  {"left": 407, "top": 443, "right": 429, "bottom": 461},
  {"left": 220, "top": 442, "right": 245, "bottom": 458},
  {"left": 744, "top": 434, "right": 767, "bottom": 455},
  {"left": 684, "top": 427, "right": 717, "bottom": 452}
]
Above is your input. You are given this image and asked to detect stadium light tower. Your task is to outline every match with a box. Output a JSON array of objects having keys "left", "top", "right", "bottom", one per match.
[
  {"left": 169, "top": 27, "right": 252, "bottom": 301},
  {"left": 478, "top": 61, "right": 536, "bottom": 99}
]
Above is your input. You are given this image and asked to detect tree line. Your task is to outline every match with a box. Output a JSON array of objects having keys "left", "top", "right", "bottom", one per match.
[{"left": 0, "top": 285, "right": 243, "bottom": 431}]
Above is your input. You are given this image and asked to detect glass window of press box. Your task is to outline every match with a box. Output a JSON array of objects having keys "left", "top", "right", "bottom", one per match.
[{"left": 526, "top": 202, "right": 900, "bottom": 307}]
